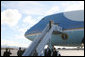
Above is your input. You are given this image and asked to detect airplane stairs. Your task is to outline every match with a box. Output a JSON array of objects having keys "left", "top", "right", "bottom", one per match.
[{"left": 22, "top": 21, "right": 62, "bottom": 56}]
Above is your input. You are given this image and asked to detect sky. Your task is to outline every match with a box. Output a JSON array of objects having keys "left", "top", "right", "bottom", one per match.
[{"left": 1, "top": 1, "right": 84, "bottom": 48}]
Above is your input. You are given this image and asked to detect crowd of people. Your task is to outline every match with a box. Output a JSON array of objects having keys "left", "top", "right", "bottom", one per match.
[
  {"left": 3, "top": 46, "right": 61, "bottom": 56},
  {"left": 3, "top": 47, "right": 25, "bottom": 56}
]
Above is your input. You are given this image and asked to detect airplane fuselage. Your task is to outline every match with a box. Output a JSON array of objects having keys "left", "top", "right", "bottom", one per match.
[
  {"left": 25, "top": 10, "right": 84, "bottom": 47},
  {"left": 25, "top": 28, "right": 84, "bottom": 46}
]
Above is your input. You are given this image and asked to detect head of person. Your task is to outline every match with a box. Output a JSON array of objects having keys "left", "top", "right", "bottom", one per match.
[
  {"left": 54, "top": 48, "right": 56, "bottom": 51},
  {"left": 6, "top": 48, "right": 8, "bottom": 51},
  {"left": 19, "top": 47, "right": 21, "bottom": 50}
]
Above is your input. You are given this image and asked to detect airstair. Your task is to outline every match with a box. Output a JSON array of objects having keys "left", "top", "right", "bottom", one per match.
[{"left": 22, "top": 21, "right": 62, "bottom": 56}]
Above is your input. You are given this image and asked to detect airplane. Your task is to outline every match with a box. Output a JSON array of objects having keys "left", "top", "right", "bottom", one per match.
[{"left": 25, "top": 10, "right": 84, "bottom": 47}]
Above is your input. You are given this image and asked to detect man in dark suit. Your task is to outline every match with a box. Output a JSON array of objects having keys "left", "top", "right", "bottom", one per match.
[{"left": 44, "top": 46, "right": 51, "bottom": 56}]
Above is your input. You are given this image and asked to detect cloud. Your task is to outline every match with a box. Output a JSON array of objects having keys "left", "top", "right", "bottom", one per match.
[
  {"left": 16, "top": 1, "right": 45, "bottom": 15},
  {"left": 1, "top": 1, "right": 60, "bottom": 16},
  {"left": 63, "top": 1, "right": 84, "bottom": 12},
  {"left": 1, "top": 1, "right": 43, "bottom": 8},
  {"left": 2, "top": 1, "right": 84, "bottom": 16},
  {"left": 1, "top": 9, "right": 22, "bottom": 27},
  {"left": 45, "top": 6, "right": 60, "bottom": 15},
  {"left": 23, "top": 16, "right": 34, "bottom": 25},
  {"left": 18, "top": 28, "right": 27, "bottom": 34},
  {"left": 1, "top": 1, "right": 44, "bottom": 15},
  {"left": 22, "top": 16, "right": 42, "bottom": 29}
]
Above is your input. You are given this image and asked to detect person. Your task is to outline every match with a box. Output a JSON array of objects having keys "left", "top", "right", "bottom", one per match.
[
  {"left": 52, "top": 46, "right": 61, "bottom": 56},
  {"left": 3, "top": 48, "right": 12, "bottom": 56},
  {"left": 17, "top": 47, "right": 23, "bottom": 56},
  {"left": 51, "top": 46, "right": 57, "bottom": 56},
  {"left": 52, "top": 47, "right": 57, "bottom": 56},
  {"left": 44, "top": 49, "right": 47, "bottom": 56},
  {"left": 44, "top": 46, "right": 51, "bottom": 56},
  {"left": 33, "top": 50, "right": 38, "bottom": 56}
]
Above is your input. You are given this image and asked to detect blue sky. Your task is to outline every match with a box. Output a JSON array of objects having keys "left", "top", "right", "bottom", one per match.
[{"left": 1, "top": 1, "right": 84, "bottom": 47}]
